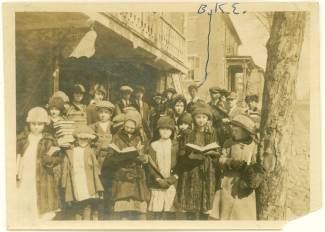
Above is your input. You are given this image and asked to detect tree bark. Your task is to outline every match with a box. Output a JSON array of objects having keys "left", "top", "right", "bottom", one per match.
[{"left": 256, "top": 12, "right": 306, "bottom": 220}]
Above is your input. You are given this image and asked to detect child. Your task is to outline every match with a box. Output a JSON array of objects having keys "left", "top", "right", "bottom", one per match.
[
  {"left": 52, "top": 90, "right": 71, "bottom": 115},
  {"left": 90, "top": 100, "right": 115, "bottom": 219},
  {"left": 102, "top": 110, "right": 150, "bottom": 220},
  {"left": 16, "top": 107, "right": 61, "bottom": 222},
  {"left": 86, "top": 84, "right": 107, "bottom": 125},
  {"left": 67, "top": 84, "right": 87, "bottom": 129},
  {"left": 209, "top": 114, "right": 259, "bottom": 220},
  {"left": 47, "top": 97, "right": 66, "bottom": 135},
  {"left": 176, "top": 112, "right": 192, "bottom": 145},
  {"left": 90, "top": 100, "right": 115, "bottom": 167},
  {"left": 147, "top": 116, "right": 179, "bottom": 220},
  {"left": 61, "top": 125, "right": 104, "bottom": 220},
  {"left": 177, "top": 104, "right": 220, "bottom": 220}
]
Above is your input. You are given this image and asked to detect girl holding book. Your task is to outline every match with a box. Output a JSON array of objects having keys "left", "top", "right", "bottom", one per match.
[
  {"left": 102, "top": 110, "right": 150, "bottom": 220},
  {"left": 147, "top": 116, "right": 179, "bottom": 220},
  {"left": 209, "top": 114, "right": 263, "bottom": 220},
  {"left": 176, "top": 104, "right": 220, "bottom": 220},
  {"left": 16, "top": 107, "right": 62, "bottom": 222}
]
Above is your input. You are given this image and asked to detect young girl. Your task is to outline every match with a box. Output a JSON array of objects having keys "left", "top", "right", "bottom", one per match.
[
  {"left": 86, "top": 84, "right": 107, "bottom": 125},
  {"left": 102, "top": 110, "right": 150, "bottom": 220},
  {"left": 147, "top": 116, "right": 179, "bottom": 220},
  {"left": 67, "top": 84, "right": 87, "bottom": 129},
  {"left": 209, "top": 114, "right": 260, "bottom": 220},
  {"left": 177, "top": 104, "right": 220, "bottom": 220},
  {"left": 61, "top": 125, "right": 104, "bottom": 220},
  {"left": 16, "top": 107, "right": 61, "bottom": 222}
]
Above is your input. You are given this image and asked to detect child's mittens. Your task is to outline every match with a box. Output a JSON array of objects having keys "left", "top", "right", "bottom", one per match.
[
  {"left": 156, "top": 178, "right": 170, "bottom": 189},
  {"left": 137, "top": 154, "right": 149, "bottom": 164}
]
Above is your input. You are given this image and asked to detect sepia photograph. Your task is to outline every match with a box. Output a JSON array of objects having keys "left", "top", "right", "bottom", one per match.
[{"left": 2, "top": 1, "right": 321, "bottom": 230}]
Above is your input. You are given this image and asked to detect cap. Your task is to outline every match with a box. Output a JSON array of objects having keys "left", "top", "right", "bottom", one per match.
[
  {"left": 231, "top": 114, "right": 257, "bottom": 135},
  {"left": 72, "top": 84, "right": 86, "bottom": 94},
  {"left": 26, "top": 107, "right": 50, "bottom": 124},
  {"left": 120, "top": 85, "right": 133, "bottom": 93},
  {"left": 96, "top": 100, "right": 115, "bottom": 112}
]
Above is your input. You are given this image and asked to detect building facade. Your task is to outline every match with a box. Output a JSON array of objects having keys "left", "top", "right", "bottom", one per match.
[{"left": 15, "top": 12, "right": 188, "bottom": 131}]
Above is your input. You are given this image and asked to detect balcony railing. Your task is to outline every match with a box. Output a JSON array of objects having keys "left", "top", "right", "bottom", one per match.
[{"left": 103, "top": 12, "right": 186, "bottom": 64}]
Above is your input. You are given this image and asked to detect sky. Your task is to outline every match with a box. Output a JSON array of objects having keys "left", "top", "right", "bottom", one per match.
[{"left": 230, "top": 13, "right": 310, "bottom": 100}]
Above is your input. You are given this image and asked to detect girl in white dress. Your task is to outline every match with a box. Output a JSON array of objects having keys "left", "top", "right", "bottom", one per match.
[
  {"left": 16, "top": 107, "right": 61, "bottom": 223},
  {"left": 147, "top": 116, "right": 179, "bottom": 220}
]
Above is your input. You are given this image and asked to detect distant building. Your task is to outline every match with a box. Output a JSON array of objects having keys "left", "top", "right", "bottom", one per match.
[{"left": 183, "top": 13, "right": 264, "bottom": 102}]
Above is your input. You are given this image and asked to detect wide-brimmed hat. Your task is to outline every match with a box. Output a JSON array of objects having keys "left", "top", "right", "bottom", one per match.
[
  {"left": 178, "top": 112, "right": 193, "bottom": 125},
  {"left": 192, "top": 103, "right": 212, "bottom": 119},
  {"left": 72, "top": 84, "right": 86, "bottom": 94},
  {"left": 96, "top": 100, "right": 115, "bottom": 112},
  {"left": 26, "top": 107, "right": 50, "bottom": 124},
  {"left": 48, "top": 97, "right": 65, "bottom": 112},
  {"left": 73, "top": 125, "right": 96, "bottom": 139},
  {"left": 172, "top": 94, "right": 187, "bottom": 107},
  {"left": 157, "top": 116, "right": 175, "bottom": 130},
  {"left": 231, "top": 114, "right": 257, "bottom": 135},
  {"left": 120, "top": 85, "right": 133, "bottom": 93}
]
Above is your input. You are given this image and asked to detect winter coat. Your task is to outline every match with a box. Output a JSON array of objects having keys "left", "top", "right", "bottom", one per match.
[
  {"left": 61, "top": 146, "right": 104, "bottom": 203},
  {"left": 66, "top": 103, "right": 87, "bottom": 128},
  {"left": 16, "top": 132, "right": 62, "bottom": 214},
  {"left": 176, "top": 127, "right": 219, "bottom": 212},
  {"left": 86, "top": 102, "right": 99, "bottom": 125},
  {"left": 132, "top": 99, "right": 152, "bottom": 140},
  {"left": 209, "top": 138, "right": 257, "bottom": 220},
  {"left": 102, "top": 129, "right": 150, "bottom": 203}
]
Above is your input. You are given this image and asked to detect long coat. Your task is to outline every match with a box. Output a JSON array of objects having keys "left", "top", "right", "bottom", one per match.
[
  {"left": 209, "top": 138, "right": 257, "bottom": 220},
  {"left": 61, "top": 146, "right": 104, "bottom": 203},
  {"left": 176, "top": 127, "right": 219, "bottom": 213},
  {"left": 102, "top": 129, "right": 150, "bottom": 204},
  {"left": 16, "top": 132, "right": 62, "bottom": 215},
  {"left": 147, "top": 139, "right": 179, "bottom": 188},
  {"left": 132, "top": 99, "right": 152, "bottom": 139}
]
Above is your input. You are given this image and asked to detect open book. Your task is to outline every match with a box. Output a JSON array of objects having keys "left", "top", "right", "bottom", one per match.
[
  {"left": 186, "top": 142, "right": 220, "bottom": 153},
  {"left": 109, "top": 143, "right": 139, "bottom": 157}
]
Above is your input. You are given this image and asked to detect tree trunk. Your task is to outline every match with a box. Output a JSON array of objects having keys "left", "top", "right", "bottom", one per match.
[{"left": 256, "top": 12, "right": 306, "bottom": 220}]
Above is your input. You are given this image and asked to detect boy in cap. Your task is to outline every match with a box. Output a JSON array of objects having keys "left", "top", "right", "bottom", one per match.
[
  {"left": 61, "top": 125, "right": 104, "bottom": 220},
  {"left": 16, "top": 107, "right": 62, "bottom": 221},
  {"left": 227, "top": 92, "right": 243, "bottom": 119},
  {"left": 210, "top": 114, "right": 259, "bottom": 220},
  {"left": 67, "top": 84, "right": 87, "bottom": 129},
  {"left": 90, "top": 100, "right": 115, "bottom": 168},
  {"left": 187, "top": 84, "right": 205, "bottom": 113},
  {"left": 86, "top": 84, "right": 107, "bottom": 125},
  {"left": 115, "top": 85, "right": 135, "bottom": 115}
]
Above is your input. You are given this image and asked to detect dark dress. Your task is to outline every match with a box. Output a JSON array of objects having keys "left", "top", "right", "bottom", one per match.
[
  {"left": 176, "top": 127, "right": 219, "bottom": 213},
  {"left": 102, "top": 129, "right": 150, "bottom": 213}
]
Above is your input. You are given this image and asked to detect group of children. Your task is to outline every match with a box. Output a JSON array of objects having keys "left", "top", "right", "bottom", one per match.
[{"left": 16, "top": 82, "right": 264, "bottom": 221}]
